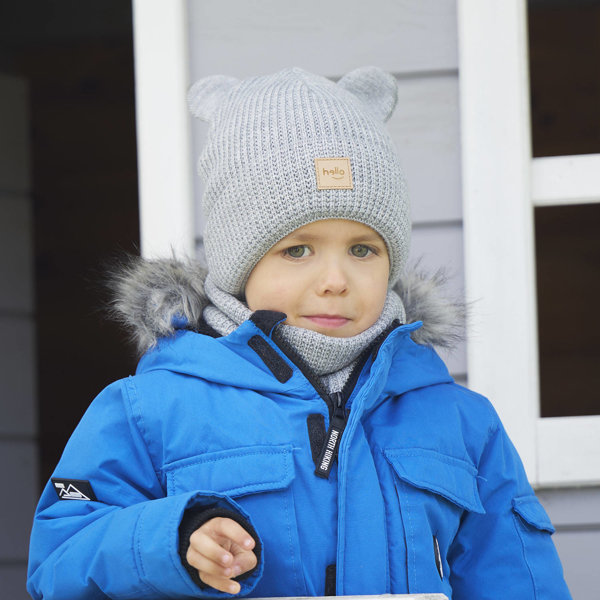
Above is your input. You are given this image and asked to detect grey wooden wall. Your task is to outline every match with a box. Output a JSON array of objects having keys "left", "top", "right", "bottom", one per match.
[
  {"left": 538, "top": 487, "right": 600, "bottom": 600},
  {"left": 186, "top": 1, "right": 597, "bottom": 597},
  {"left": 0, "top": 73, "right": 37, "bottom": 599}
]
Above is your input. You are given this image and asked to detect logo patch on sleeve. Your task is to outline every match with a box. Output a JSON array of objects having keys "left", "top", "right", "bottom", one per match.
[{"left": 52, "top": 478, "right": 97, "bottom": 501}]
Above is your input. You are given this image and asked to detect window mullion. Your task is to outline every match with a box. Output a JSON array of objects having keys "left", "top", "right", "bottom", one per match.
[
  {"left": 532, "top": 154, "right": 600, "bottom": 207},
  {"left": 458, "top": 0, "right": 539, "bottom": 483}
]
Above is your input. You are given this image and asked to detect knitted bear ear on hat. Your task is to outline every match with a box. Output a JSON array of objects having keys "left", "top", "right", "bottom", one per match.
[
  {"left": 337, "top": 66, "right": 398, "bottom": 123},
  {"left": 188, "top": 75, "right": 240, "bottom": 122}
]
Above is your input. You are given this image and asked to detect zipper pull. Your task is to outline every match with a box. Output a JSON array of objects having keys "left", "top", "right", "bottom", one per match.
[{"left": 314, "top": 392, "right": 347, "bottom": 479}]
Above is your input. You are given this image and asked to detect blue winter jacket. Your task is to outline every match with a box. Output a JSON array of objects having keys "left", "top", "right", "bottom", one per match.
[{"left": 27, "top": 265, "right": 571, "bottom": 600}]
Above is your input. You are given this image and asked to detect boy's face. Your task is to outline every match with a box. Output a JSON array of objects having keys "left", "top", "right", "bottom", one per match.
[{"left": 244, "top": 219, "right": 390, "bottom": 337}]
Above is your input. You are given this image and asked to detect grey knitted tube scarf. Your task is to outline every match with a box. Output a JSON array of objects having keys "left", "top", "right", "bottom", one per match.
[{"left": 203, "top": 275, "right": 405, "bottom": 392}]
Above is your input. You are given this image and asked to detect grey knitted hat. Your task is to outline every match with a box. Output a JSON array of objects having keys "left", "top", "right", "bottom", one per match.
[{"left": 188, "top": 66, "right": 410, "bottom": 296}]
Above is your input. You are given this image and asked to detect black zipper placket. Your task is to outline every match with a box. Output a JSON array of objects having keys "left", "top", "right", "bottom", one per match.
[
  {"left": 314, "top": 391, "right": 347, "bottom": 479},
  {"left": 270, "top": 320, "right": 400, "bottom": 479},
  {"left": 269, "top": 329, "right": 353, "bottom": 479}
]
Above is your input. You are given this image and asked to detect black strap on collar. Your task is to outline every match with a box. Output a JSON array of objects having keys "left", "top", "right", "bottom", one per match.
[
  {"left": 248, "top": 335, "right": 293, "bottom": 383},
  {"left": 249, "top": 310, "right": 287, "bottom": 336},
  {"left": 247, "top": 311, "right": 294, "bottom": 383}
]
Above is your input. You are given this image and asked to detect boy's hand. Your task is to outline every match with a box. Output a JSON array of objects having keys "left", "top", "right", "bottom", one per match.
[{"left": 187, "top": 517, "right": 257, "bottom": 594}]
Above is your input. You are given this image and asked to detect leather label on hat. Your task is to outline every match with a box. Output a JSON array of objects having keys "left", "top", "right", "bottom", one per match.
[{"left": 314, "top": 157, "right": 353, "bottom": 190}]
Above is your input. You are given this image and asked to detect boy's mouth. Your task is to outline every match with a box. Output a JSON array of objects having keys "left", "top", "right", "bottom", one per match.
[{"left": 303, "top": 315, "right": 350, "bottom": 328}]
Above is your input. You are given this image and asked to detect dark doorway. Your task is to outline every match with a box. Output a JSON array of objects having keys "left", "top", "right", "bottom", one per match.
[
  {"left": 0, "top": 1, "right": 140, "bottom": 485},
  {"left": 528, "top": 0, "right": 600, "bottom": 157}
]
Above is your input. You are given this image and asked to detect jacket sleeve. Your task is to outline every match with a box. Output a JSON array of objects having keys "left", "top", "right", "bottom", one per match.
[
  {"left": 26, "top": 379, "right": 264, "bottom": 600},
  {"left": 448, "top": 417, "right": 572, "bottom": 600}
]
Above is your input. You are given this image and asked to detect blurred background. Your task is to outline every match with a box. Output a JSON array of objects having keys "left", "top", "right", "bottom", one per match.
[{"left": 0, "top": 1, "right": 598, "bottom": 598}]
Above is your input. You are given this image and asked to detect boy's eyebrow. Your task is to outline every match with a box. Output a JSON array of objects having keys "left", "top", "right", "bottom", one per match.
[
  {"left": 281, "top": 233, "right": 320, "bottom": 243},
  {"left": 281, "top": 232, "right": 385, "bottom": 244},
  {"left": 346, "top": 233, "right": 386, "bottom": 244}
]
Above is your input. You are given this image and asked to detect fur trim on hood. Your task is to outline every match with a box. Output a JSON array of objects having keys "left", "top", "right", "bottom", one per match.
[{"left": 109, "top": 256, "right": 466, "bottom": 355}]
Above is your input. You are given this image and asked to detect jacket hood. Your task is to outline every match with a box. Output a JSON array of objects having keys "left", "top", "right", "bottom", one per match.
[{"left": 108, "top": 256, "right": 466, "bottom": 355}]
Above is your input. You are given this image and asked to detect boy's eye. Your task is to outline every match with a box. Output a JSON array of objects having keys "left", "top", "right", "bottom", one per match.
[
  {"left": 285, "top": 245, "right": 310, "bottom": 258},
  {"left": 350, "top": 244, "right": 373, "bottom": 258}
]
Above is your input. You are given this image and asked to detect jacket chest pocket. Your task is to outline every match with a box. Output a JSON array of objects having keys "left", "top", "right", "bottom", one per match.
[
  {"left": 164, "top": 444, "right": 307, "bottom": 597},
  {"left": 384, "top": 448, "right": 485, "bottom": 595}
]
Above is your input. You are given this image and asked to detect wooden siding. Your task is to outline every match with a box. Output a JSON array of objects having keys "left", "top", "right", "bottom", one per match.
[
  {"left": 186, "top": 0, "right": 458, "bottom": 77},
  {"left": 538, "top": 487, "right": 600, "bottom": 600}
]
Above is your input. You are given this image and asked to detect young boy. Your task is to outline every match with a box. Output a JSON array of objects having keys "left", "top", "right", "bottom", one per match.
[{"left": 27, "top": 67, "right": 571, "bottom": 599}]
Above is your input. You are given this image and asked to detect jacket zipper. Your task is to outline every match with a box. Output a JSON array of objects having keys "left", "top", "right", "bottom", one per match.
[
  {"left": 270, "top": 320, "right": 401, "bottom": 595},
  {"left": 314, "top": 391, "right": 348, "bottom": 479},
  {"left": 271, "top": 320, "right": 400, "bottom": 479}
]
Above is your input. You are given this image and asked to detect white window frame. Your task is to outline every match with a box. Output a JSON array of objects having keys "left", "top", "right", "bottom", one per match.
[
  {"left": 457, "top": 0, "right": 600, "bottom": 487},
  {"left": 132, "top": 0, "right": 195, "bottom": 259}
]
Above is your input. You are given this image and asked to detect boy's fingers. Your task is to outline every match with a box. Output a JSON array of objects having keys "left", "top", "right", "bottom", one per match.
[
  {"left": 209, "top": 517, "right": 255, "bottom": 552},
  {"left": 199, "top": 571, "right": 241, "bottom": 595},
  {"left": 231, "top": 548, "right": 258, "bottom": 575},
  {"left": 186, "top": 546, "right": 232, "bottom": 578},
  {"left": 186, "top": 516, "right": 257, "bottom": 593},
  {"left": 188, "top": 540, "right": 256, "bottom": 575},
  {"left": 189, "top": 529, "right": 234, "bottom": 567}
]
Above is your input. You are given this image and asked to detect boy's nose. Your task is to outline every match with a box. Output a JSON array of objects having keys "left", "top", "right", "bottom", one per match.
[{"left": 316, "top": 260, "right": 349, "bottom": 295}]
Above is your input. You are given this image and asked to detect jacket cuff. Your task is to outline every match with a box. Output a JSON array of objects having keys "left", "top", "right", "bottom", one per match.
[{"left": 178, "top": 506, "right": 262, "bottom": 591}]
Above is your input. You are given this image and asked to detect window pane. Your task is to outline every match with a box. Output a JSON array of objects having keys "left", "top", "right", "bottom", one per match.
[
  {"left": 528, "top": 0, "right": 600, "bottom": 157},
  {"left": 535, "top": 203, "right": 600, "bottom": 417}
]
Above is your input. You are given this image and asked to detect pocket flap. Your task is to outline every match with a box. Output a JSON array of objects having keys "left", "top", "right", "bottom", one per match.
[
  {"left": 165, "top": 444, "right": 295, "bottom": 497},
  {"left": 384, "top": 448, "right": 485, "bottom": 514},
  {"left": 512, "top": 495, "right": 555, "bottom": 533}
]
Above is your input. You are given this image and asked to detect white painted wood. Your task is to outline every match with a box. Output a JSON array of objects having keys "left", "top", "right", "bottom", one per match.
[
  {"left": 0, "top": 441, "right": 37, "bottom": 560},
  {"left": 532, "top": 154, "right": 600, "bottom": 206},
  {"left": 0, "top": 317, "right": 36, "bottom": 436},
  {"left": 187, "top": 0, "right": 458, "bottom": 78},
  {"left": 132, "top": 0, "right": 195, "bottom": 258},
  {"left": 537, "top": 417, "right": 600, "bottom": 487},
  {"left": 0, "top": 74, "right": 31, "bottom": 193},
  {"left": 457, "top": 0, "right": 538, "bottom": 480},
  {"left": 410, "top": 224, "right": 466, "bottom": 377},
  {"left": 389, "top": 75, "right": 462, "bottom": 224},
  {"left": 0, "top": 193, "right": 34, "bottom": 313}
]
